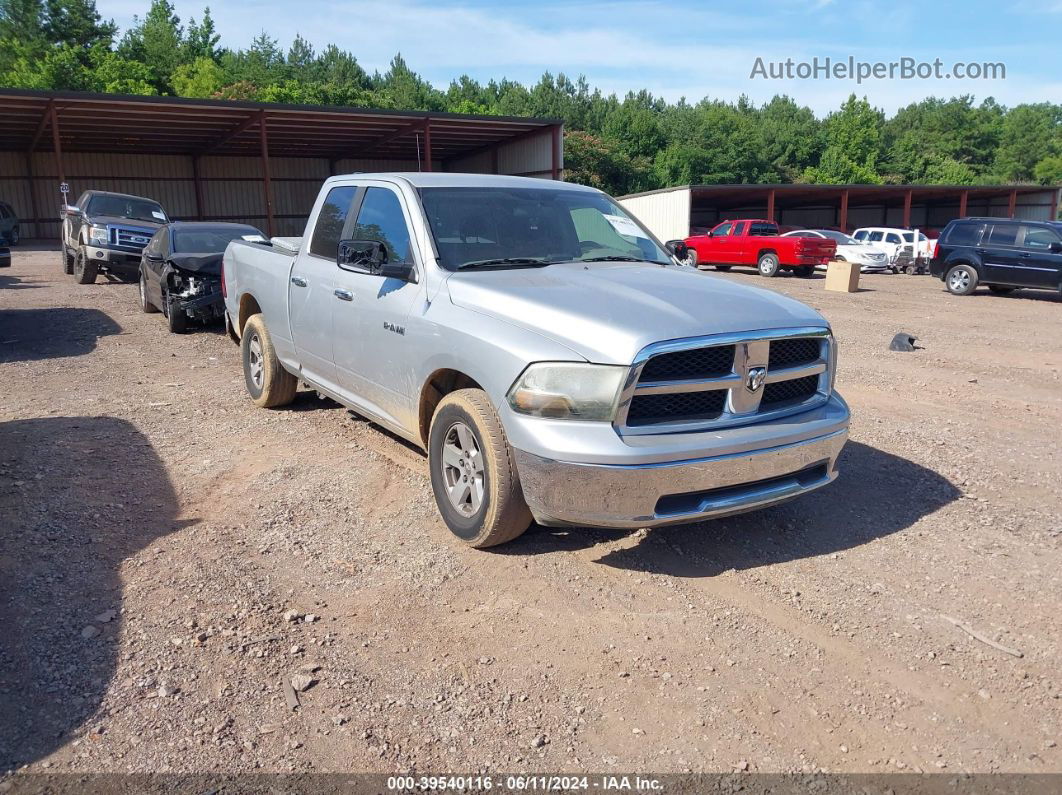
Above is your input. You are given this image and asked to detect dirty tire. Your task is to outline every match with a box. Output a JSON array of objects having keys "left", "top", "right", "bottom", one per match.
[
  {"left": 945, "top": 264, "right": 978, "bottom": 296},
  {"left": 62, "top": 247, "right": 74, "bottom": 274},
  {"left": 165, "top": 296, "right": 188, "bottom": 334},
  {"left": 757, "top": 252, "right": 780, "bottom": 277},
  {"left": 139, "top": 270, "right": 159, "bottom": 313},
  {"left": 74, "top": 246, "right": 97, "bottom": 284},
  {"left": 428, "top": 389, "right": 532, "bottom": 548},
  {"left": 241, "top": 313, "right": 297, "bottom": 408},
  {"left": 684, "top": 249, "right": 698, "bottom": 268}
]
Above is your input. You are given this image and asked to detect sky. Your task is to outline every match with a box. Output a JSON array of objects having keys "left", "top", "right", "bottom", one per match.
[{"left": 98, "top": 0, "right": 1062, "bottom": 116}]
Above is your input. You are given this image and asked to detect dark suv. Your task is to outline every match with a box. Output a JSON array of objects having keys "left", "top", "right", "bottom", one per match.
[
  {"left": 61, "top": 190, "right": 168, "bottom": 284},
  {"left": 931, "top": 217, "right": 1062, "bottom": 297}
]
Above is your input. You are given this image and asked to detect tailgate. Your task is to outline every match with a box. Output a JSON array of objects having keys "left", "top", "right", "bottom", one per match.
[{"left": 799, "top": 238, "right": 836, "bottom": 257}]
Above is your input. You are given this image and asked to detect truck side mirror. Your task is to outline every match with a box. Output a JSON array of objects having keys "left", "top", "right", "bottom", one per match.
[
  {"left": 64, "top": 205, "right": 82, "bottom": 217},
  {"left": 1050, "top": 241, "right": 1062, "bottom": 254},
  {"left": 338, "top": 239, "right": 387, "bottom": 272},
  {"left": 338, "top": 239, "right": 416, "bottom": 282}
]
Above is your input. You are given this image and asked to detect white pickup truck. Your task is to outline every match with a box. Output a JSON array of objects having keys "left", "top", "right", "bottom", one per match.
[{"left": 222, "top": 173, "right": 849, "bottom": 547}]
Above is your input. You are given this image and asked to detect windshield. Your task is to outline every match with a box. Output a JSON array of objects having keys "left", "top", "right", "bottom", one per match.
[
  {"left": 818, "top": 230, "right": 857, "bottom": 245},
  {"left": 418, "top": 187, "right": 670, "bottom": 270},
  {"left": 173, "top": 226, "right": 262, "bottom": 253},
  {"left": 87, "top": 195, "right": 167, "bottom": 224}
]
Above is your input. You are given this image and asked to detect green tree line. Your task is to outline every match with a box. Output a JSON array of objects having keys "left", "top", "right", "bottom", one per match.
[{"left": 3, "top": 0, "right": 1061, "bottom": 196}]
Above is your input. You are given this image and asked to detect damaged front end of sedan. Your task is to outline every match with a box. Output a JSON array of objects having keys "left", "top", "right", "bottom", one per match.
[{"left": 163, "top": 253, "right": 226, "bottom": 324}]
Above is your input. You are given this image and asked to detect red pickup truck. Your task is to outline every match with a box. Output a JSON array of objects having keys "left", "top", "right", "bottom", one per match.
[{"left": 683, "top": 219, "right": 836, "bottom": 277}]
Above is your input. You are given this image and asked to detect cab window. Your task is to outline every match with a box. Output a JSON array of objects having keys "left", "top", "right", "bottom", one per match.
[
  {"left": 885, "top": 233, "right": 902, "bottom": 245},
  {"left": 351, "top": 187, "right": 414, "bottom": 265},
  {"left": 309, "top": 186, "right": 357, "bottom": 260},
  {"left": 712, "top": 222, "right": 733, "bottom": 237},
  {"left": 1021, "top": 226, "right": 1061, "bottom": 250},
  {"left": 853, "top": 230, "right": 868, "bottom": 241},
  {"left": 868, "top": 231, "right": 884, "bottom": 242}
]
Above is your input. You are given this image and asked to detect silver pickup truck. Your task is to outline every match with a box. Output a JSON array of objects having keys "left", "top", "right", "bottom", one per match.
[{"left": 222, "top": 173, "right": 849, "bottom": 548}]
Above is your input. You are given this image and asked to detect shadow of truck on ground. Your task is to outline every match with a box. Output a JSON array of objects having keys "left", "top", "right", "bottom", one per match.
[
  {"left": 0, "top": 308, "right": 122, "bottom": 364},
  {"left": 0, "top": 416, "right": 181, "bottom": 772}
]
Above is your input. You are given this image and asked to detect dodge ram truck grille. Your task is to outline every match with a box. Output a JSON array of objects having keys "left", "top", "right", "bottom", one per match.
[
  {"left": 110, "top": 226, "right": 155, "bottom": 252},
  {"left": 616, "top": 328, "right": 831, "bottom": 434}
]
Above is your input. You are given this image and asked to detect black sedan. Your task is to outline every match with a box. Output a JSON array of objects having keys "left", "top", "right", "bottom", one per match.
[{"left": 139, "top": 222, "right": 265, "bottom": 333}]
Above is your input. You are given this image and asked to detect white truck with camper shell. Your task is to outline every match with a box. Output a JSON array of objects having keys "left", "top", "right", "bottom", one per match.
[{"left": 222, "top": 173, "right": 850, "bottom": 547}]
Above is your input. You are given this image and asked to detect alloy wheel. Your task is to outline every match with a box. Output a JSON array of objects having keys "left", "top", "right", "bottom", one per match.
[{"left": 440, "top": 422, "right": 484, "bottom": 517}]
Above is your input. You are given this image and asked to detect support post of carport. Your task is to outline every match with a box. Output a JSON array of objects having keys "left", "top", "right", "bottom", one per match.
[
  {"left": 25, "top": 152, "right": 40, "bottom": 239},
  {"left": 1007, "top": 189, "right": 1017, "bottom": 218},
  {"left": 766, "top": 189, "right": 776, "bottom": 223},
  {"left": 1051, "top": 188, "right": 1059, "bottom": 222},
  {"left": 551, "top": 124, "right": 563, "bottom": 180},
  {"left": 191, "top": 155, "right": 205, "bottom": 221},
  {"left": 422, "top": 119, "right": 432, "bottom": 172},
  {"left": 258, "top": 110, "right": 274, "bottom": 237},
  {"left": 903, "top": 188, "right": 913, "bottom": 228},
  {"left": 958, "top": 189, "right": 968, "bottom": 219},
  {"left": 49, "top": 103, "right": 65, "bottom": 195},
  {"left": 838, "top": 189, "right": 849, "bottom": 232}
]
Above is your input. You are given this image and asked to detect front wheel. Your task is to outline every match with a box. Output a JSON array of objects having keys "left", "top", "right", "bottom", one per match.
[
  {"left": 757, "top": 252, "right": 780, "bottom": 277},
  {"left": 945, "top": 264, "right": 978, "bottom": 296},
  {"left": 241, "top": 314, "right": 297, "bottom": 408},
  {"left": 73, "top": 246, "right": 97, "bottom": 284},
  {"left": 165, "top": 295, "right": 188, "bottom": 333},
  {"left": 428, "top": 389, "right": 532, "bottom": 548},
  {"left": 684, "top": 249, "right": 698, "bottom": 268},
  {"left": 62, "top": 247, "right": 74, "bottom": 274}
]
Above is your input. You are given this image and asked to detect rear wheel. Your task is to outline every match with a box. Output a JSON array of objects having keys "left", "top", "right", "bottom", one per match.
[
  {"left": 139, "top": 270, "right": 159, "bottom": 313},
  {"left": 945, "top": 264, "right": 978, "bottom": 296},
  {"left": 757, "top": 252, "right": 780, "bottom": 277},
  {"left": 73, "top": 246, "right": 97, "bottom": 284},
  {"left": 428, "top": 389, "right": 532, "bottom": 548},
  {"left": 241, "top": 314, "right": 297, "bottom": 408},
  {"left": 796, "top": 267, "right": 814, "bottom": 278}
]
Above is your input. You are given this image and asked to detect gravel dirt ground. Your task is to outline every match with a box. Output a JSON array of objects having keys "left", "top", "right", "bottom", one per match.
[{"left": 1, "top": 247, "right": 1060, "bottom": 777}]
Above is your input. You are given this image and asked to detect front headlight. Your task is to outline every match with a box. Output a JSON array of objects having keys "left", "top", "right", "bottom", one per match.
[
  {"left": 88, "top": 225, "right": 109, "bottom": 245},
  {"left": 507, "top": 362, "right": 627, "bottom": 421}
]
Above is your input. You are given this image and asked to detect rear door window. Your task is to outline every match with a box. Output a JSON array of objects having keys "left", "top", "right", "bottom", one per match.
[
  {"left": 853, "top": 230, "right": 868, "bottom": 241},
  {"left": 885, "top": 233, "right": 902, "bottom": 245},
  {"left": 987, "top": 224, "right": 1020, "bottom": 247},
  {"left": 868, "top": 231, "right": 884, "bottom": 242},
  {"left": 309, "top": 186, "right": 357, "bottom": 260},
  {"left": 748, "top": 222, "right": 777, "bottom": 236},
  {"left": 944, "top": 222, "right": 983, "bottom": 246}
]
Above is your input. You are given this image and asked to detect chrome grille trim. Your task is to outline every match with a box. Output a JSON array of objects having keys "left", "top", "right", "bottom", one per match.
[
  {"left": 109, "top": 226, "right": 155, "bottom": 252},
  {"left": 615, "top": 326, "right": 832, "bottom": 436}
]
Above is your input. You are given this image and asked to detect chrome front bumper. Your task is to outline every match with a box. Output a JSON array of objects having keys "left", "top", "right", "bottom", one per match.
[{"left": 514, "top": 427, "right": 848, "bottom": 529}]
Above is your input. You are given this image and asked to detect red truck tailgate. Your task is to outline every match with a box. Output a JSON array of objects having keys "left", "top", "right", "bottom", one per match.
[{"left": 795, "top": 238, "right": 836, "bottom": 259}]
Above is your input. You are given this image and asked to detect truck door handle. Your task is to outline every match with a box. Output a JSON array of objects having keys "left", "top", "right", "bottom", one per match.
[
  {"left": 334, "top": 288, "right": 354, "bottom": 301},
  {"left": 290, "top": 276, "right": 307, "bottom": 287},
  {"left": 1018, "top": 252, "right": 1032, "bottom": 258}
]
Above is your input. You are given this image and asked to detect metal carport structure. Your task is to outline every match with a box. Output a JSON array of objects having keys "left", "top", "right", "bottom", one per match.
[{"left": 0, "top": 89, "right": 564, "bottom": 238}]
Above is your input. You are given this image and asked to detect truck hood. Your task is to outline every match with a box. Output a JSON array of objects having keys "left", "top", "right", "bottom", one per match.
[
  {"left": 87, "top": 215, "right": 163, "bottom": 230},
  {"left": 446, "top": 261, "right": 827, "bottom": 364}
]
